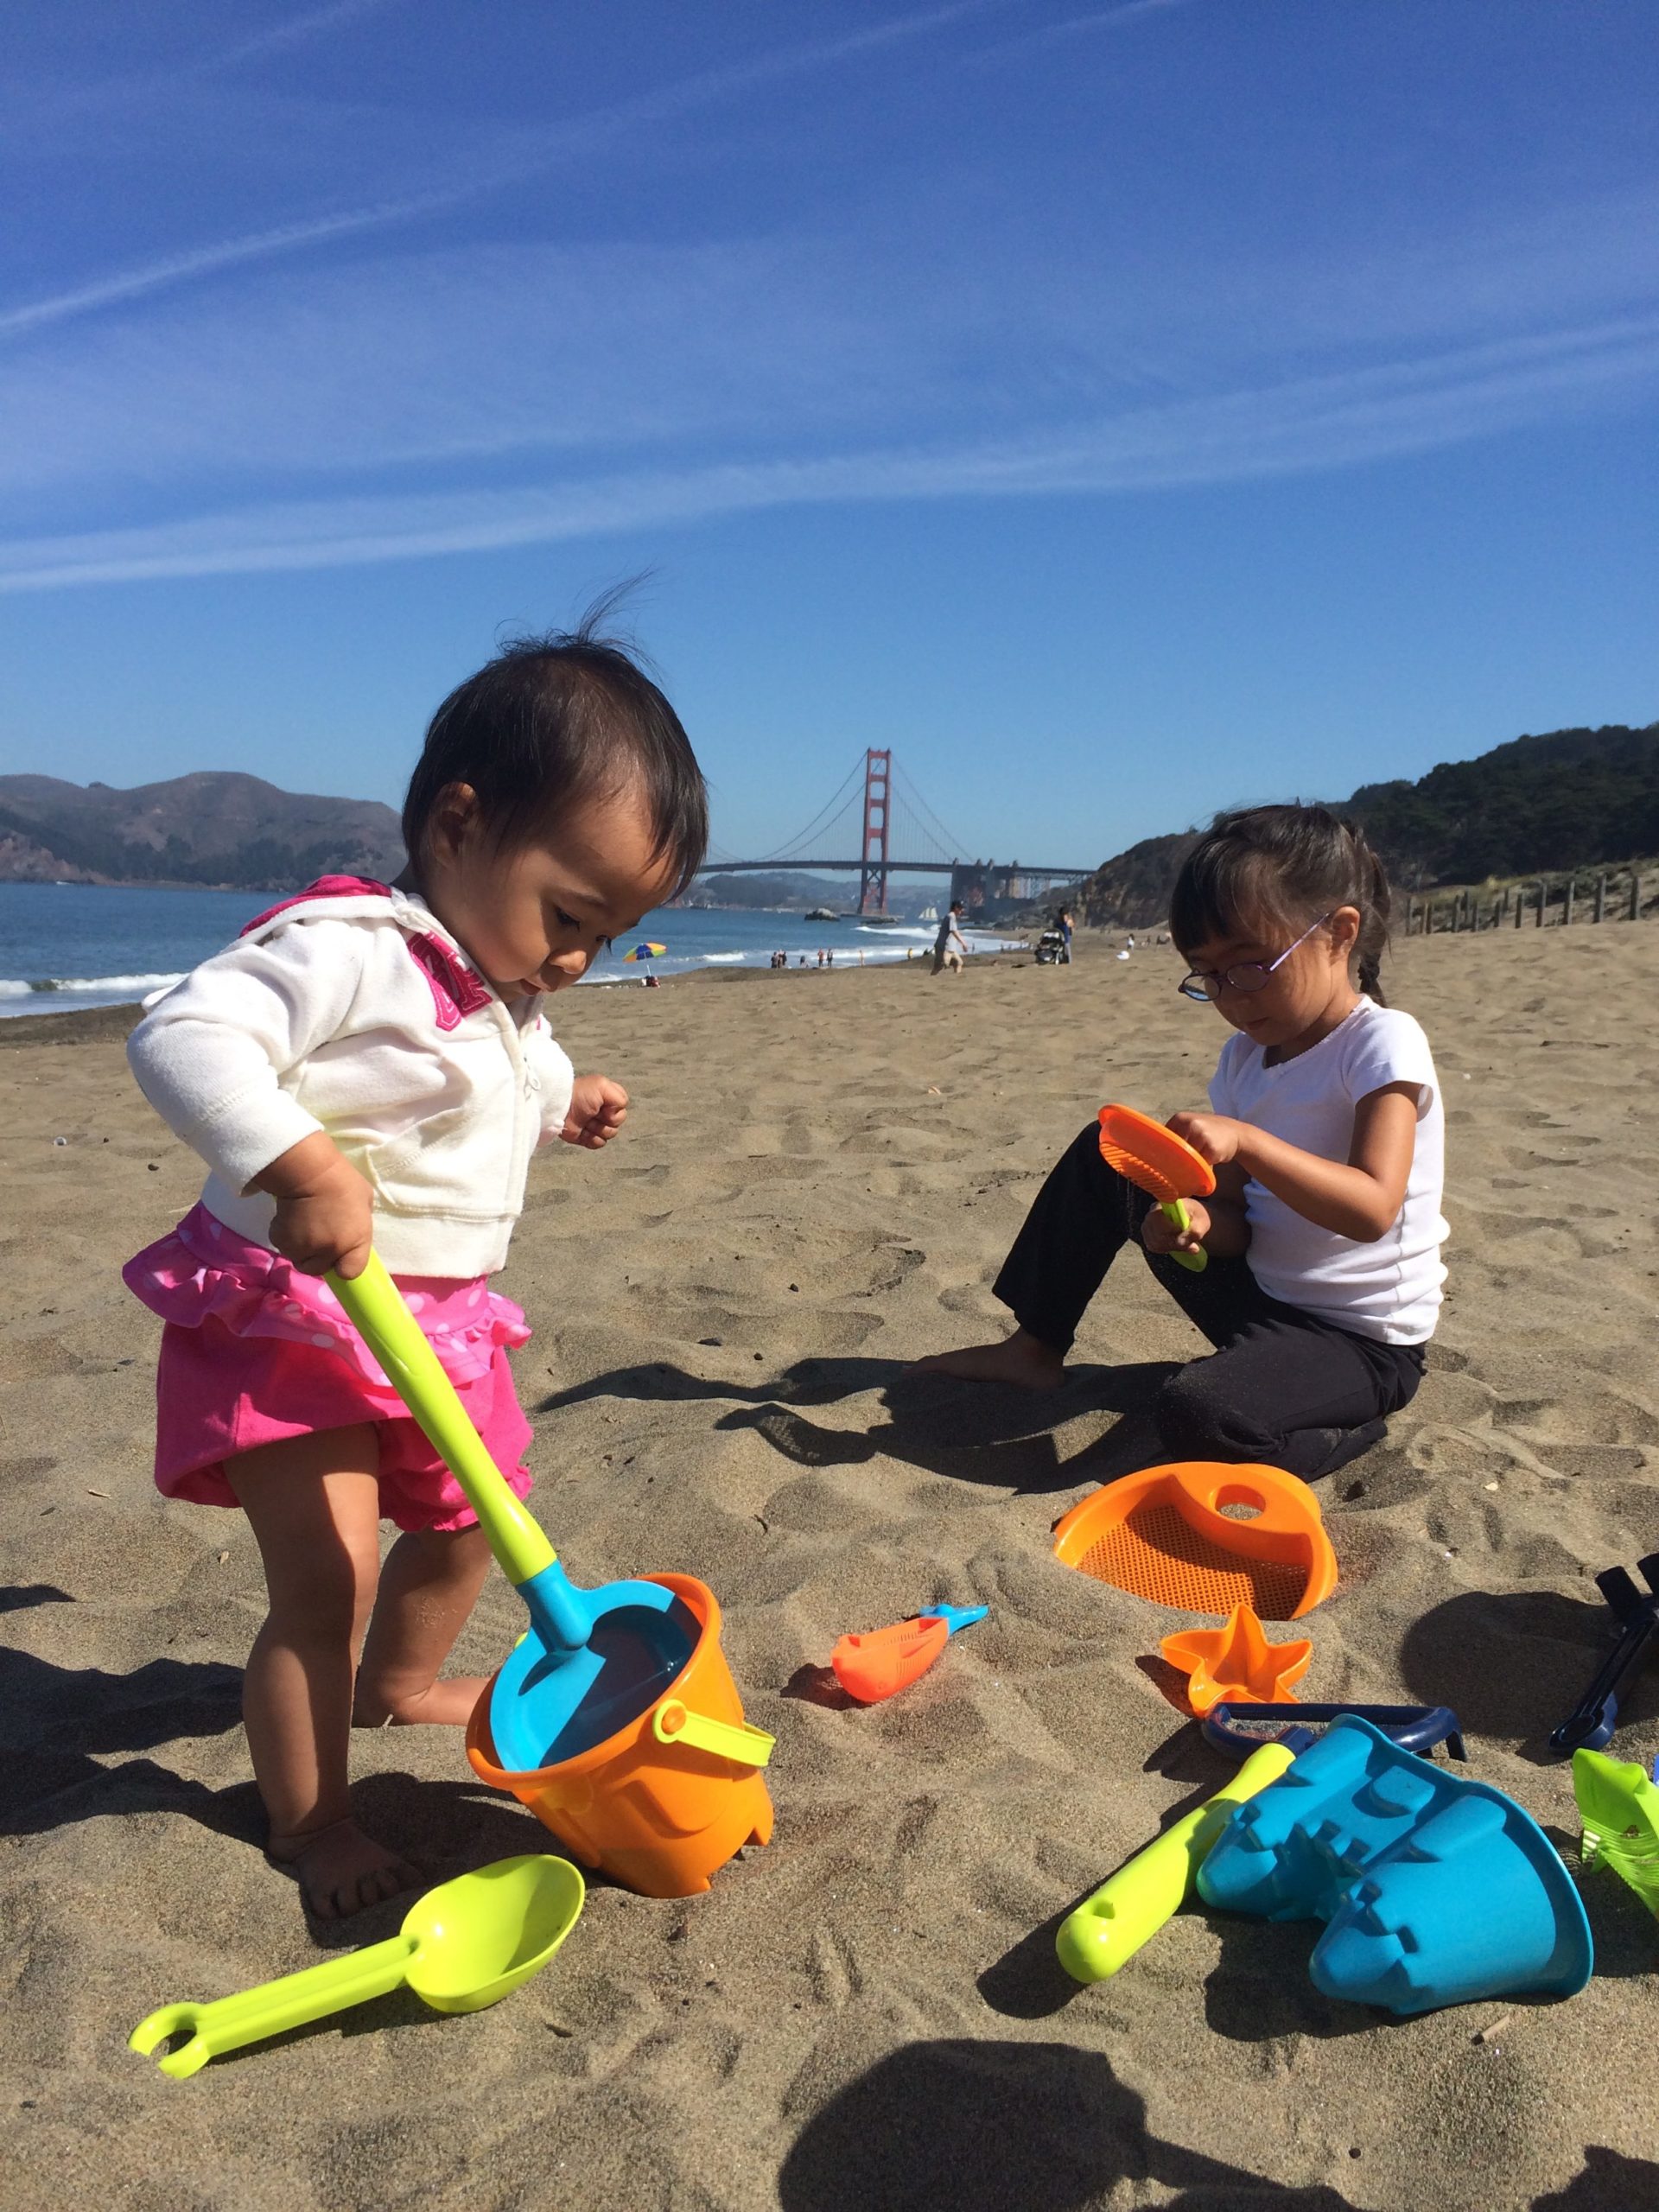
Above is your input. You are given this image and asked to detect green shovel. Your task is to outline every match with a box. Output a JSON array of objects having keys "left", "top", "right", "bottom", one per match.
[{"left": 130, "top": 1853, "right": 583, "bottom": 2079}]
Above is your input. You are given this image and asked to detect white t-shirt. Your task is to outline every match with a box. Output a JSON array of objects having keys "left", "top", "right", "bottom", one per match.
[{"left": 1208, "top": 996, "right": 1446, "bottom": 1344}]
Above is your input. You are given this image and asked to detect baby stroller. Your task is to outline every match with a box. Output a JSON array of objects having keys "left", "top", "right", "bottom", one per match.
[{"left": 1034, "top": 928, "right": 1069, "bottom": 966}]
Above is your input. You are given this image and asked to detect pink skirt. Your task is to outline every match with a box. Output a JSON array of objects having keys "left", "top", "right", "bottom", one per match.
[{"left": 123, "top": 1204, "right": 535, "bottom": 1535}]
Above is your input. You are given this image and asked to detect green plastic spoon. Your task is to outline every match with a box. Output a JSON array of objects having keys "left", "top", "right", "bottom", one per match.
[{"left": 130, "top": 1854, "right": 584, "bottom": 2080}]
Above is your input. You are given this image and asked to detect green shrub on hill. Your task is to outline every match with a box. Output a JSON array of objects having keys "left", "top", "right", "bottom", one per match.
[{"left": 1077, "top": 721, "right": 1657, "bottom": 925}]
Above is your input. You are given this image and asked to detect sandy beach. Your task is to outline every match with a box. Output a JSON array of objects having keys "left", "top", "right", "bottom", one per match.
[{"left": 3, "top": 923, "right": 1657, "bottom": 2211}]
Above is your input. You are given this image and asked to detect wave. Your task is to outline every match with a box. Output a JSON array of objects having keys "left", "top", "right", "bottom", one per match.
[
  {"left": 701, "top": 951, "right": 747, "bottom": 963},
  {"left": 0, "top": 970, "right": 185, "bottom": 999}
]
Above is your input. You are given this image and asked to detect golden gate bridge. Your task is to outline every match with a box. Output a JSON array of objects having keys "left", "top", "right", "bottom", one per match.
[{"left": 696, "top": 749, "right": 1092, "bottom": 918}]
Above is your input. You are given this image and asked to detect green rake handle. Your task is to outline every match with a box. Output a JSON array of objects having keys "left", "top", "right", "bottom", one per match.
[
  {"left": 1161, "top": 1198, "right": 1208, "bottom": 1274},
  {"left": 327, "top": 1252, "right": 556, "bottom": 1589}
]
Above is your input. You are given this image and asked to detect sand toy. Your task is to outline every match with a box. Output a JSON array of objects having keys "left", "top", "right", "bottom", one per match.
[
  {"left": 1198, "top": 1716, "right": 1593, "bottom": 2015},
  {"left": 1057, "top": 1741, "right": 1294, "bottom": 1984},
  {"left": 830, "top": 1600, "right": 988, "bottom": 1704},
  {"left": 1573, "top": 1747, "right": 1659, "bottom": 1919},
  {"left": 1204, "top": 1701, "right": 1465, "bottom": 1763},
  {"left": 1550, "top": 1554, "right": 1659, "bottom": 1754},
  {"left": 1096, "top": 1103, "right": 1217, "bottom": 1274},
  {"left": 1052, "top": 1461, "right": 1337, "bottom": 1622},
  {"left": 1160, "top": 1604, "right": 1313, "bottom": 1714},
  {"left": 130, "top": 1855, "right": 583, "bottom": 2080},
  {"left": 330, "top": 1255, "right": 698, "bottom": 1772},
  {"left": 467, "top": 1573, "right": 774, "bottom": 1897}
]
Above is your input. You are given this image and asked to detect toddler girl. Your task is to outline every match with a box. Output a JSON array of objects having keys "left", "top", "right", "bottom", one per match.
[
  {"left": 124, "top": 623, "right": 706, "bottom": 1916},
  {"left": 923, "top": 805, "right": 1446, "bottom": 1479}
]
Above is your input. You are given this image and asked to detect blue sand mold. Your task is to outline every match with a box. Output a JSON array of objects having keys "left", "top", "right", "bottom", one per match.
[{"left": 1198, "top": 1715, "right": 1592, "bottom": 2015}]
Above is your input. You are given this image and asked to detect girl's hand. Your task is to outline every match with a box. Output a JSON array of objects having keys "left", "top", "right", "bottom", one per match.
[
  {"left": 562, "top": 1073, "right": 629, "bottom": 1149},
  {"left": 1166, "top": 1110, "right": 1247, "bottom": 1168},
  {"left": 251, "top": 1134, "right": 375, "bottom": 1278},
  {"left": 1141, "top": 1198, "right": 1211, "bottom": 1256}
]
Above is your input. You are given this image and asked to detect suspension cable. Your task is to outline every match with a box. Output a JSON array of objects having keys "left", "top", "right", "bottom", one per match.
[
  {"left": 893, "top": 761, "right": 972, "bottom": 861},
  {"left": 750, "top": 754, "right": 868, "bottom": 862}
]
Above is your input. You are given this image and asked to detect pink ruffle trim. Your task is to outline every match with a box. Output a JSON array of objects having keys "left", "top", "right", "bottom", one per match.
[{"left": 123, "top": 1202, "right": 530, "bottom": 1389}]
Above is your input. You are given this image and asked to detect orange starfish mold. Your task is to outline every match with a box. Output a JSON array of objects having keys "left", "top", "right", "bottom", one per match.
[{"left": 1160, "top": 1603, "right": 1313, "bottom": 1715}]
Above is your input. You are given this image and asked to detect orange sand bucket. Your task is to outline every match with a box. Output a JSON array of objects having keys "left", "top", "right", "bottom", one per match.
[
  {"left": 1052, "top": 1461, "right": 1338, "bottom": 1621},
  {"left": 467, "top": 1573, "right": 774, "bottom": 1898}
]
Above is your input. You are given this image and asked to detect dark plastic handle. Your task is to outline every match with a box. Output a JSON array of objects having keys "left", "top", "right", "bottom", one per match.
[
  {"left": 1202, "top": 1702, "right": 1465, "bottom": 1762},
  {"left": 1549, "top": 1556, "right": 1659, "bottom": 1755}
]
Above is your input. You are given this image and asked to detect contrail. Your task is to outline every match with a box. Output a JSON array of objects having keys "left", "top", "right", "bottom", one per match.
[{"left": 0, "top": 0, "right": 1009, "bottom": 343}]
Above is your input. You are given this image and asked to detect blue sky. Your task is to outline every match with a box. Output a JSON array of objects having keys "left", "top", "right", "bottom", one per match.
[{"left": 1, "top": 0, "right": 1655, "bottom": 868}]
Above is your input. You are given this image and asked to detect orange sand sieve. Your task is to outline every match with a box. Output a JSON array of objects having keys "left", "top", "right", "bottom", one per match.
[{"left": 1052, "top": 1462, "right": 1338, "bottom": 1622}]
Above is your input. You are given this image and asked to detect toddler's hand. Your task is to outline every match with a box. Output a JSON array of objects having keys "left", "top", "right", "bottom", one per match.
[
  {"left": 1166, "top": 1110, "right": 1245, "bottom": 1169},
  {"left": 562, "top": 1073, "right": 629, "bottom": 1150},
  {"left": 1141, "top": 1198, "right": 1211, "bottom": 1256},
  {"left": 252, "top": 1135, "right": 375, "bottom": 1278}
]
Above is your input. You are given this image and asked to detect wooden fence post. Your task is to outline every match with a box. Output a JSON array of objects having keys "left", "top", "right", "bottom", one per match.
[
  {"left": 1634, "top": 872, "right": 1644, "bottom": 922},
  {"left": 1563, "top": 878, "right": 1574, "bottom": 928},
  {"left": 1595, "top": 874, "right": 1607, "bottom": 924},
  {"left": 1535, "top": 882, "right": 1547, "bottom": 927},
  {"left": 1514, "top": 890, "right": 1523, "bottom": 928}
]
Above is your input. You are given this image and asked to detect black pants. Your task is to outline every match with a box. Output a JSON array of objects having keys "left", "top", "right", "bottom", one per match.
[{"left": 995, "top": 1122, "right": 1426, "bottom": 1481}]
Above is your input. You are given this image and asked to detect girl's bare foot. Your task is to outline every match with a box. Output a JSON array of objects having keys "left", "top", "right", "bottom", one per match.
[
  {"left": 266, "top": 1817, "right": 419, "bottom": 1921},
  {"left": 913, "top": 1327, "right": 1066, "bottom": 1389},
  {"left": 353, "top": 1675, "right": 490, "bottom": 1728}
]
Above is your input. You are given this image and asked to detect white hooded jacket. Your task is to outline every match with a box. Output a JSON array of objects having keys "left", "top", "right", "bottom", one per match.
[{"left": 127, "top": 877, "right": 576, "bottom": 1277}]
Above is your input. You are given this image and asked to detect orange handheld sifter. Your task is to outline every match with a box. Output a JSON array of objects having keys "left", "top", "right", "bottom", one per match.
[{"left": 1096, "top": 1103, "right": 1217, "bottom": 1274}]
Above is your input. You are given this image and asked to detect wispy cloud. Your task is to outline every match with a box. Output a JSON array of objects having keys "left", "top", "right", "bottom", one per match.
[
  {"left": 192, "top": 0, "right": 403, "bottom": 79},
  {"left": 3, "top": 312, "right": 1653, "bottom": 593},
  {"left": 0, "top": 199, "right": 451, "bottom": 343},
  {"left": 969, "top": 0, "right": 1192, "bottom": 63},
  {"left": 6, "top": 186, "right": 1652, "bottom": 498},
  {"left": 0, "top": 0, "right": 1009, "bottom": 342}
]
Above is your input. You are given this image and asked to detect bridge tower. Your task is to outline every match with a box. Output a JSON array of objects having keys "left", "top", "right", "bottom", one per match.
[{"left": 857, "top": 747, "right": 892, "bottom": 914}]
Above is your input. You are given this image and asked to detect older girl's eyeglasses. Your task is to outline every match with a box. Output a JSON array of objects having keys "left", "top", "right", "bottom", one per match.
[{"left": 1177, "top": 912, "right": 1332, "bottom": 1002}]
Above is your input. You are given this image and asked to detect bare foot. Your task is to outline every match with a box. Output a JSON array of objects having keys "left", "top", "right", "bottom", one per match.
[
  {"left": 266, "top": 1817, "right": 419, "bottom": 1921},
  {"left": 353, "top": 1675, "right": 490, "bottom": 1728},
  {"left": 912, "top": 1327, "right": 1066, "bottom": 1389}
]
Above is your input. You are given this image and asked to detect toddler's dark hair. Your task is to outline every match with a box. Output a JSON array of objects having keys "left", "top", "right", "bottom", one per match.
[
  {"left": 402, "top": 604, "right": 708, "bottom": 896},
  {"left": 1169, "top": 804, "right": 1392, "bottom": 1002}
]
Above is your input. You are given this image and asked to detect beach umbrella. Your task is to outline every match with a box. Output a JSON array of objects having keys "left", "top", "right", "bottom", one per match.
[{"left": 623, "top": 942, "right": 667, "bottom": 962}]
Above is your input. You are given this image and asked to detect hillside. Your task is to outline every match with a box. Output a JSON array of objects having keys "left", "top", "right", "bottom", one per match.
[
  {"left": 0, "top": 772, "right": 406, "bottom": 888},
  {"left": 1074, "top": 721, "right": 1658, "bottom": 928}
]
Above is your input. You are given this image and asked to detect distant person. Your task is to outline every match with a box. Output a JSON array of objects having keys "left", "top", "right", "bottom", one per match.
[
  {"left": 932, "top": 899, "right": 968, "bottom": 976},
  {"left": 919, "top": 805, "right": 1446, "bottom": 1482},
  {"left": 120, "top": 614, "right": 707, "bottom": 1917},
  {"left": 1058, "top": 906, "right": 1075, "bottom": 963}
]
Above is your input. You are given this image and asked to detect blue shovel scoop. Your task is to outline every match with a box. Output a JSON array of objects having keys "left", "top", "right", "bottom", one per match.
[{"left": 329, "top": 1255, "right": 697, "bottom": 1772}]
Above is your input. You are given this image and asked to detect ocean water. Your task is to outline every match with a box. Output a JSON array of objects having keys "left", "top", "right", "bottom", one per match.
[{"left": 0, "top": 881, "right": 1015, "bottom": 1017}]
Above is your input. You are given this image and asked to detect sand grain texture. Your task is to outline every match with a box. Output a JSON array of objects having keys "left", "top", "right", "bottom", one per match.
[{"left": 2, "top": 930, "right": 1657, "bottom": 2210}]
